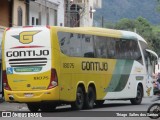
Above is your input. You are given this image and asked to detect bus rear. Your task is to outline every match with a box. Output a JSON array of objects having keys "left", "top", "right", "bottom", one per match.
[{"left": 2, "top": 26, "right": 59, "bottom": 103}]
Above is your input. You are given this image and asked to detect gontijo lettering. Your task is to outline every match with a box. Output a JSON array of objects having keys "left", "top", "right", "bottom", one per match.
[
  {"left": 82, "top": 61, "right": 108, "bottom": 71},
  {"left": 6, "top": 50, "right": 49, "bottom": 57}
]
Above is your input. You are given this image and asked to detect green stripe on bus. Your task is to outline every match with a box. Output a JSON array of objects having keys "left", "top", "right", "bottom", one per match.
[
  {"left": 114, "top": 60, "right": 133, "bottom": 91},
  {"left": 105, "top": 60, "right": 125, "bottom": 92},
  {"left": 105, "top": 60, "right": 134, "bottom": 92}
]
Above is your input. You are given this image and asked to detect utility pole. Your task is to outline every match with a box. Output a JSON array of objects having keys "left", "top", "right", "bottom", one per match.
[
  {"left": 101, "top": 16, "right": 104, "bottom": 28},
  {"left": 67, "top": 0, "right": 71, "bottom": 27}
]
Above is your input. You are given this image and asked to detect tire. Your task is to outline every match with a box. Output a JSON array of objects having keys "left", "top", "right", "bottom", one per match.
[
  {"left": 147, "top": 103, "right": 160, "bottom": 119},
  {"left": 95, "top": 100, "right": 105, "bottom": 107},
  {"left": 71, "top": 87, "right": 84, "bottom": 110},
  {"left": 84, "top": 86, "right": 96, "bottom": 109},
  {"left": 40, "top": 103, "right": 56, "bottom": 112},
  {"left": 27, "top": 103, "right": 40, "bottom": 112},
  {"left": 130, "top": 86, "right": 143, "bottom": 105}
]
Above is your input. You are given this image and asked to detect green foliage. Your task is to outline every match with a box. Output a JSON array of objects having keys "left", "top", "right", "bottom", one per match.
[
  {"left": 105, "top": 17, "right": 160, "bottom": 56},
  {"left": 95, "top": 0, "right": 160, "bottom": 24},
  {"left": 114, "top": 18, "right": 135, "bottom": 31}
]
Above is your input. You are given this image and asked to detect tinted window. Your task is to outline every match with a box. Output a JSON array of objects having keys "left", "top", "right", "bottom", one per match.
[
  {"left": 58, "top": 32, "right": 94, "bottom": 57},
  {"left": 94, "top": 36, "right": 116, "bottom": 59},
  {"left": 58, "top": 32, "right": 142, "bottom": 62}
]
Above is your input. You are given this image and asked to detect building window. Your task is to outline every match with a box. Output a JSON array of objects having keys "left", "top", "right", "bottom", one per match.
[
  {"left": 18, "top": 7, "right": 23, "bottom": 26},
  {"left": 38, "top": 12, "right": 41, "bottom": 25},
  {"left": 90, "top": 7, "right": 93, "bottom": 19},
  {"left": 32, "top": 17, "right": 35, "bottom": 25},
  {"left": 36, "top": 18, "right": 39, "bottom": 25},
  {"left": 54, "top": 10, "right": 57, "bottom": 25},
  {"left": 47, "top": 9, "right": 49, "bottom": 25}
]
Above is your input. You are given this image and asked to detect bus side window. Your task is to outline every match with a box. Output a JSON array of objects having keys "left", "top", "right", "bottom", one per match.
[
  {"left": 58, "top": 32, "right": 83, "bottom": 57},
  {"left": 94, "top": 36, "right": 108, "bottom": 58},
  {"left": 82, "top": 35, "right": 95, "bottom": 58},
  {"left": 58, "top": 32, "right": 70, "bottom": 55},
  {"left": 107, "top": 39, "right": 116, "bottom": 59}
]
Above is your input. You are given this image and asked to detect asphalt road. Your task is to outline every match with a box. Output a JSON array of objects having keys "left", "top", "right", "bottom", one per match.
[{"left": 0, "top": 97, "right": 159, "bottom": 120}]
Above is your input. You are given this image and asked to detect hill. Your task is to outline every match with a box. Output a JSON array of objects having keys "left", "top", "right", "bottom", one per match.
[{"left": 94, "top": 0, "right": 160, "bottom": 25}]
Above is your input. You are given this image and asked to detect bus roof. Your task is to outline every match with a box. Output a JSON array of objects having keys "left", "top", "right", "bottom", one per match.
[
  {"left": 5, "top": 26, "right": 147, "bottom": 44},
  {"left": 54, "top": 26, "right": 147, "bottom": 44},
  {"left": 73, "top": 27, "right": 147, "bottom": 44}
]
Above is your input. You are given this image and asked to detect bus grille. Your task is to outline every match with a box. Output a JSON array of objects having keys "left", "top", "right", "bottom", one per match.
[{"left": 8, "top": 58, "right": 47, "bottom": 67}]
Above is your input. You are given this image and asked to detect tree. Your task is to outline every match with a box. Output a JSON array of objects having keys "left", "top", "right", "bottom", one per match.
[
  {"left": 135, "top": 17, "right": 152, "bottom": 42},
  {"left": 114, "top": 18, "right": 135, "bottom": 31},
  {"left": 107, "top": 17, "right": 160, "bottom": 55}
]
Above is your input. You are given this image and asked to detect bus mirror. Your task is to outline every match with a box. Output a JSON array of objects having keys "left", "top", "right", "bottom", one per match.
[{"left": 84, "top": 52, "right": 95, "bottom": 58}]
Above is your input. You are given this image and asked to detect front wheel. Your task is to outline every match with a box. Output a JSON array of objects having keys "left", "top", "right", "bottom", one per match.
[
  {"left": 147, "top": 103, "right": 160, "bottom": 119},
  {"left": 130, "top": 86, "right": 143, "bottom": 105}
]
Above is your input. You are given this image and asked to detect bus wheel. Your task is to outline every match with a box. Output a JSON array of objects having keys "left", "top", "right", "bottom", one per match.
[
  {"left": 27, "top": 103, "right": 40, "bottom": 112},
  {"left": 40, "top": 103, "right": 56, "bottom": 112},
  {"left": 130, "top": 86, "right": 143, "bottom": 105},
  {"left": 84, "top": 86, "right": 96, "bottom": 109},
  {"left": 95, "top": 100, "right": 105, "bottom": 107},
  {"left": 71, "top": 87, "right": 84, "bottom": 110}
]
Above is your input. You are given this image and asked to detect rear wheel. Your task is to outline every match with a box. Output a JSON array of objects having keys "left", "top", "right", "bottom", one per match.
[
  {"left": 84, "top": 86, "right": 96, "bottom": 109},
  {"left": 95, "top": 100, "right": 105, "bottom": 107},
  {"left": 40, "top": 103, "right": 56, "bottom": 112},
  {"left": 71, "top": 87, "right": 84, "bottom": 110},
  {"left": 130, "top": 86, "right": 143, "bottom": 105},
  {"left": 27, "top": 103, "right": 40, "bottom": 112}
]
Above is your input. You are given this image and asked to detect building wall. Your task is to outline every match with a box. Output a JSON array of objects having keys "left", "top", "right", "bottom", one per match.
[
  {"left": 30, "top": 0, "right": 64, "bottom": 26},
  {"left": 0, "top": 0, "right": 10, "bottom": 27},
  {"left": 29, "top": 2, "right": 39, "bottom": 25},
  {"left": 57, "top": 0, "right": 64, "bottom": 26},
  {"left": 12, "top": 0, "right": 26, "bottom": 26},
  {"left": 93, "top": 0, "right": 102, "bottom": 8},
  {"left": 70, "top": 0, "right": 102, "bottom": 27},
  {"left": 80, "top": 0, "right": 99, "bottom": 27}
]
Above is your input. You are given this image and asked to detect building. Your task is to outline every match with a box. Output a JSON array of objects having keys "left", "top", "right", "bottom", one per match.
[
  {"left": 0, "top": 0, "right": 27, "bottom": 27},
  {"left": 12, "top": 0, "right": 27, "bottom": 26},
  {"left": 29, "top": 0, "right": 64, "bottom": 26},
  {"left": 65, "top": 0, "right": 102, "bottom": 27},
  {"left": 0, "top": 0, "right": 27, "bottom": 36}
]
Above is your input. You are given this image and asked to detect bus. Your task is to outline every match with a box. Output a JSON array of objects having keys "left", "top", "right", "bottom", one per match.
[{"left": 2, "top": 26, "right": 158, "bottom": 112}]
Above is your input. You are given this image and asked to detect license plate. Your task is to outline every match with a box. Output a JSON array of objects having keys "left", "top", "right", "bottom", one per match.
[{"left": 24, "top": 93, "right": 33, "bottom": 97}]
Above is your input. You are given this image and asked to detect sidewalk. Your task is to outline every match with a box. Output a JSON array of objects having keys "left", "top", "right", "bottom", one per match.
[{"left": 0, "top": 102, "right": 28, "bottom": 111}]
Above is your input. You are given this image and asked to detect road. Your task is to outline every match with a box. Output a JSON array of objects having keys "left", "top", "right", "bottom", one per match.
[{"left": 0, "top": 97, "right": 159, "bottom": 120}]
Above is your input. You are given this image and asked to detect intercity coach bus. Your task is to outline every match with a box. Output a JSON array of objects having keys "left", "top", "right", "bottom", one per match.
[{"left": 2, "top": 26, "right": 158, "bottom": 112}]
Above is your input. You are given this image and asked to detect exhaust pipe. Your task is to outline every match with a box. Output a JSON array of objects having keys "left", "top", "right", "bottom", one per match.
[{"left": 9, "top": 95, "right": 14, "bottom": 101}]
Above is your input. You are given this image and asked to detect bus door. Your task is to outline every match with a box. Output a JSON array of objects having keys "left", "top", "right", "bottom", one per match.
[{"left": 145, "top": 49, "right": 158, "bottom": 96}]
